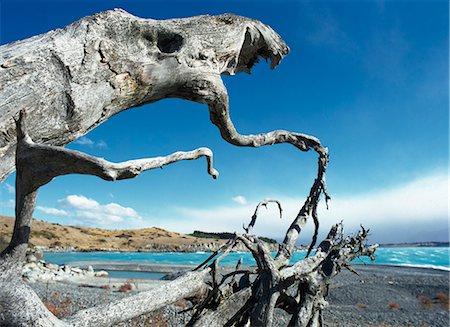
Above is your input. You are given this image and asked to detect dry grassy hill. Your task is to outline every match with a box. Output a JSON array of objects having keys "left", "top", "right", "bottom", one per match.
[{"left": 0, "top": 216, "right": 226, "bottom": 252}]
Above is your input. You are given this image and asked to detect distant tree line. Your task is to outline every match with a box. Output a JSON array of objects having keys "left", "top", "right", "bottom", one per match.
[{"left": 190, "top": 230, "right": 278, "bottom": 244}]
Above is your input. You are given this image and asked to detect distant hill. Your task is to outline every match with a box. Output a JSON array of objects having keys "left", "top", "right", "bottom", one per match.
[
  {"left": 190, "top": 230, "right": 277, "bottom": 244},
  {"left": 2, "top": 216, "right": 446, "bottom": 253},
  {"left": 0, "top": 216, "right": 228, "bottom": 252}
]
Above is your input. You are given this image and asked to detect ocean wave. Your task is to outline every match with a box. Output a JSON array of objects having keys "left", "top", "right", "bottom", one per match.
[
  {"left": 396, "top": 263, "right": 450, "bottom": 271},
  {"left": 45, "top": 247, "right": 449, "bottom": 269},
  {"left": 388, "top": 258, "right": 402, "bottom": 262}
]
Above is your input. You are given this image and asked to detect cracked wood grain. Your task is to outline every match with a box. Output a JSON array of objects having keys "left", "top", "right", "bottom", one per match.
[{"left": 0, "top": 9, "right": 289, "bottom": 182}]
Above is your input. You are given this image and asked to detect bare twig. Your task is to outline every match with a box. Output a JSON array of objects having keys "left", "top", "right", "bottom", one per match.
[{"left": 244, "top": 199, "right": 282, "bottom": 234}]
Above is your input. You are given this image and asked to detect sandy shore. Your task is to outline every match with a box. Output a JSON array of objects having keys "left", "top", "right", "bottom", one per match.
[{"left": 29, "top": 264, "right": 449, "bottom": 326}]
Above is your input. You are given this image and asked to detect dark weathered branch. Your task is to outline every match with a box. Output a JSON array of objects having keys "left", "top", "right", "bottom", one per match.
[
  {"left": 276, "top": 151, "right": 330, "bottom": 267},
  {"left": 244, "top": 199, "right": 282, "bottom": 234},
  {"left": 190, "top": 220, "right": 375, "bottom": 327},
  {"left": 190, "top": 288, "right": 253, "bottom": 327},
  {"left": 193, "top": 238, "right": 236, "bottom": 272}
]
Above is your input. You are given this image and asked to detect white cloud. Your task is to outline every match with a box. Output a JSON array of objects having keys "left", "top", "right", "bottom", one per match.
[
  {"left": 3, "top": 183, "right": 14, "bottom": 194},
  {"left": 75, "top": 136, "right": 94, "bottom": 146},
  {"left": 36, "top": 206, "right": 68, "bottom": 216},
  {"left": 232, "top": 195, "right": 247, "bottom": 205},
  {"left": 318, "top": 172, "right": 447, "bottom": 226},
  {"left": 31, "top": 172, "right": 448, "bottom": 243},
  {"left": 57, "top": 195, "right": 141, "bottom": 227},
  {"left": 59, "top": 195, "right": 98, "bottom": 210},
  {"left": 74, "top": 136, "right": 108, "bottom": 149},
  {"left": 96, "top": 140, "right": 108, "bottom": 149},
  {"left": 156, "top": 171, "right": 448, "bottom": 243}
]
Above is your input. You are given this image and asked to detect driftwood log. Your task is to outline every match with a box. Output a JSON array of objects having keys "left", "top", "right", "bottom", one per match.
[
  {"left": 0, "top": 9, "right": 376, "bottom": 327},
  {"left": 0, "top": 8, "right": 289, "bottom": 183}
]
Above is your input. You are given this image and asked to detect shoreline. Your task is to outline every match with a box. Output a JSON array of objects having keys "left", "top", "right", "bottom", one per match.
[
  {"left": 41, "top": 243, "right": 449, "bottom": 253},
  {"left": 41, "top": 246, "right": 280, "bottom": 253},
  {"left": 48, "top": 259, "right": 450, "bottom": 274},
  {"left": 42, "top": 246, "right": 450, "bottom": 273}
]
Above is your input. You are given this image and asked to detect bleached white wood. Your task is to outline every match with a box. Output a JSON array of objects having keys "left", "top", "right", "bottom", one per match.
[{"left": 0, "top": 9, "right": 289, "bottom": 183}]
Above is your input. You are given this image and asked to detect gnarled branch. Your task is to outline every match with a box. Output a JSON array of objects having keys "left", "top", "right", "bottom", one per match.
[
  {"left": 0, "top": 9, "right": 376, "bottom": 327},
  {"left": 0, "top": 110, "right": 219, "bottom": 326}
]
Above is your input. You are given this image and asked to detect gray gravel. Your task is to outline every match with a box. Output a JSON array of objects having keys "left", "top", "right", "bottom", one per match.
[
  {"left": 29, "top": 265, "right": 449, "bottom": 326},
  {"left": 323, "top": 265, "right": 449, "bottom": 326}
]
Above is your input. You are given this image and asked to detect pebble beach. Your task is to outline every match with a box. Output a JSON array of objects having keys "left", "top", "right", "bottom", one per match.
[{"left": 28, "top": 264, "right": 449, "bottom": 327}]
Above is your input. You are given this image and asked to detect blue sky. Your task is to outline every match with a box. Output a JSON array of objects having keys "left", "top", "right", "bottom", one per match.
[{"left": 0, "top": 0, "right": 448, "bottom": 243}]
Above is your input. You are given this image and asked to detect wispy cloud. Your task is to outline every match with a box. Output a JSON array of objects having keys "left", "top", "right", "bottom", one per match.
[
  {"left": 155, "top": 171, "right": 448, "bottom": 243},
  {"left": 303, "top": 7, "right": 356, "bottom": 53},
  {"left": 3, "top": 183, "right": 14, "bottom": 194},
  {"left": 375, "top": 0, "right": 386, "bottom": 14},
  {"left": 57, "top": 194, "right": 141, "bottom": 227},
  {"left": 362, "top": 27, "right": 410, "bottom": 84},
  {"left": 75, "top": 136, "right": 94, "bottom": 146},
  {"left": 96, "top": 140, "right": 108, "bottom": 149},
  {"left": 319, "top": 172, "right": 447, "bottom": 226},
  {"left": 32, "top": 172, "right": 448, "bottom": 244},
  {"left": 36, "top": 206, "right": 68, "bottom": 216},
  {"left": 232, "top": 195, "right": 247, "bottom": 205},
  {"left": 74, "top": 136, "right": 108, "bottom": 149},
  {"left": 0, "top": 199, "right": 14, "bottom": 208}
]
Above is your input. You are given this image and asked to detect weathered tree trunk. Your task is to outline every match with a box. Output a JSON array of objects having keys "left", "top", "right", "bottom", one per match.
[
  {"left": 0, "top": 9, "right": 288, "bottom": 182},
  {"left": 0, "top": 9, "right": 376, "bottom": 327}
]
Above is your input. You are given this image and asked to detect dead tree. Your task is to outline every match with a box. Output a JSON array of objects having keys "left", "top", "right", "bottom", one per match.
[
  {"left": 0, "top": 9, "right": 376, "bottom": 327},
  {"left": 0, "top": 9, "right": 289, "bottom": 183}
]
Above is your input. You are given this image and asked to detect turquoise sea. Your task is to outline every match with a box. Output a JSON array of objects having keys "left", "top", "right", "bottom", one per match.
[{"left": 45, "top": 246, "right": 450, "bottom": 273}]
